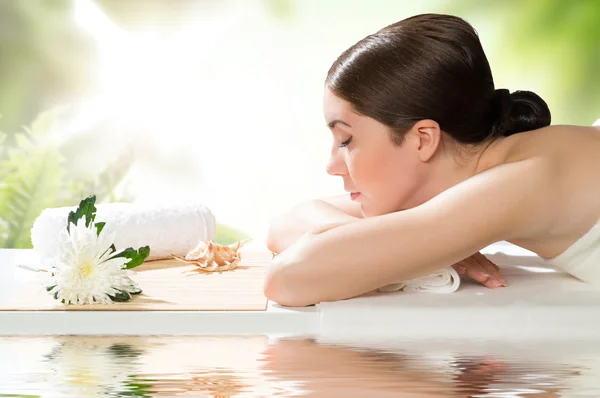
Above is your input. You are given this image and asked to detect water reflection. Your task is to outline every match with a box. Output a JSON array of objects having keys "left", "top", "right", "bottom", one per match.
[
  {"left": 1, "top": 335, "right": 599, "bottom": 397},
  {"left": 262, "top": 337, "right": 586, "bottom": 397},
  {"left": 41, "top": 339, "right": 148, "bottom": 397}
]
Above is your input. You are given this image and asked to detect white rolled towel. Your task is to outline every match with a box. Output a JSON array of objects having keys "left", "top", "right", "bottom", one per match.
[
  {"left": 378, "top": 267, "right": 460, "bottom": 293},
  {"left": 594, "top": 118, "right": 600, "bottom": 126},
  {"left": 31, "top": 202, "right": 216, "bottom": 264}
]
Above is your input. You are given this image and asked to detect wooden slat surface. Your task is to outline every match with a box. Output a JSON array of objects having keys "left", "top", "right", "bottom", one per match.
[{"left": 1, "top": 251, "right": 271, "bottom": 311}]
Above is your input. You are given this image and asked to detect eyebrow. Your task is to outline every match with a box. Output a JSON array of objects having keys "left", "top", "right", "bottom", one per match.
[{"left": 327, "top": 119, "right": 352, "bottom": 129}]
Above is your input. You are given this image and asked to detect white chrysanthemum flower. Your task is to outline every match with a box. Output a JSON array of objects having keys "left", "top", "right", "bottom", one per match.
[{"left": 48, "top": 219, "right": 139, "bottom": 305}]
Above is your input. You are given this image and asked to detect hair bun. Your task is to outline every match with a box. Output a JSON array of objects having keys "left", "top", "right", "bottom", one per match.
[{"left": 490, "top": 89, "right": 551, "bottom": 137}]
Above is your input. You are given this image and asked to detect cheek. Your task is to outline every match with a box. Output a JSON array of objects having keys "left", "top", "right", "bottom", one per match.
[
  {"left": 347, "top": 153, "right": 377, "bottom": 183},
  {"left": 346, "top": 150, "right": 381, "bottom": 189},
  {"left": 351, "top": 149, "right": 420, "bottom": 214}
]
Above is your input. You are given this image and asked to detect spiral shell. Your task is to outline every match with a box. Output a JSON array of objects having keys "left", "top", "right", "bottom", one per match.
[{"left": 171, "top": 240, "right": 246, "bottom": 272}]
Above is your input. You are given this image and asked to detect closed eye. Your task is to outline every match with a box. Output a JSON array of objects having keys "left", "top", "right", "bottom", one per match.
[{"left": 338, "top": 137, "right": 352, "bottom": 148}]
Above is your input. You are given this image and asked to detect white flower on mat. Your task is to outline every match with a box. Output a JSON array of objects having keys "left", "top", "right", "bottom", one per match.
[{"left": 47, "top": 219, "right": 139, "bottom": 305}]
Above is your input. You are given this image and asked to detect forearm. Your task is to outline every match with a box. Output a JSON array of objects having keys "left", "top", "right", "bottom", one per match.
[
  {"left": 266, "top": 199, "right": 360, "bottom": 253},
  {"left": 266, "top": 207, "right": 501, "bottom": 307},
  {"left": 266, "top": 212, "right": 425, "bottom": 306},
  {"left": 265, "top": 158, "right": 546, "bottom": 307}
]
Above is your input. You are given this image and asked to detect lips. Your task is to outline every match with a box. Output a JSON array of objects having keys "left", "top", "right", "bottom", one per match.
[{"left": 350, "top": 192, "right": 361, "bottom": 201}]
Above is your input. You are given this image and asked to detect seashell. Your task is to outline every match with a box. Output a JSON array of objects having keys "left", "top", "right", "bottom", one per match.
[{"left": 171, "top": 240, "right": 247, "bottom": 272}]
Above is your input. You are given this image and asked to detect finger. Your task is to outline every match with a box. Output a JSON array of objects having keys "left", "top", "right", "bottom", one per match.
[
  {"left": 473, "top": 252, "right": 500, "bottom": 272},
  {"left": 473, "top": 254, "right": 500, "bottom": 277},
  {"left": 473, "top": 253, "right": 507, "bottom": 287},
  {"left": 452, "top": 262, "right": 467, "bottom": 275},
  {"left": 462, "top": 257, "right": 493, "bottom": 285}
]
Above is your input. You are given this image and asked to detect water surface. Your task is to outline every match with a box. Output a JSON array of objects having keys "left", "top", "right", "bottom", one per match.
[{"left": 1, "top": 335, "right": 598, "bottom": 397}]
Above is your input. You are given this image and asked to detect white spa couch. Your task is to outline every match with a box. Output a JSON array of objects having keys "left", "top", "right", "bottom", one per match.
[{"left": 1, "top": 241, "right": 600, "bottom": 339}]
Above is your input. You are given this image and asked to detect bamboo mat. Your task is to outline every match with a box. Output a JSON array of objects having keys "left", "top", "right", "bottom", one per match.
[{"left": 1, "top": 251, "right": 271, "bottom": 311}]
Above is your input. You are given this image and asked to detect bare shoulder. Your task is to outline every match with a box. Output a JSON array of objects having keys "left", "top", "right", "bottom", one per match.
[
  {"left": 531, "top": 124, "right": 600, "bottom": 141},
  {"left": 419, "top": 156, "right": 557, "bottom": 243}
]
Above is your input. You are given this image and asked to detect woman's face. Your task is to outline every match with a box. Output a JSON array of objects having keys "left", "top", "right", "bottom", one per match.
[{"left": 323, "top": 87, "right": 434, "bottom": 217}]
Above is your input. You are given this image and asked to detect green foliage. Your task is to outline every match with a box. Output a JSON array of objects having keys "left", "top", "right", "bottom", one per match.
[
  {"left": 0, "top": 109, "right": 67, "bottom": 248},
  {"left": 117, "top": 375, "right": 154, "bottom": 397},
  {"left": 108, "top": 246, "right": 151, "bottom": 270},
  {"left": 66, "top": 194, "right": 151, "bottom": 270},
  {"left": 67, "top": 195, "right": 98, "bottom": 232},
  {"left": 0, "top": 1, "right": 98, "bottom": 132},
  {"left": 452, "top": 0, "right": 600, "bottom": 125},
  {"left": 0, "top": 107, "right": 249, "bottom": 250},
  {"left": 0, "top": 128, "right": 6, "bottom": 165},
  {"left": 0, "top": 108, "right": 134, "bottom": 248}
]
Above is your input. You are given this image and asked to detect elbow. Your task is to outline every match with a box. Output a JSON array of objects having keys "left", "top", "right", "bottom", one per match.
[
  {"left": 265, "top": 200, "right": 315, "bottom": 254},
  {"left": 265, "top": 216, "right": 286, "bottom": 254},
  {"left": 265, "top": 229, "right": 281, "bottom": 255},
  {"left": 263, "top": 266, "right": 315, "bottom": 307}
]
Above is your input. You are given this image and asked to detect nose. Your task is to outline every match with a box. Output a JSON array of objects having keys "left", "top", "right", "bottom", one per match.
[{"left": 326, "top": 148, "right": 347, "bottom": 176}]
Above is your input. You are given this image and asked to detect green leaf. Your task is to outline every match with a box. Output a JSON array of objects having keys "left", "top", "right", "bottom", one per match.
[
  {"left": 116, "top": 374, "right": 154, "bottom": 397},
  {"left": 129, "top": 286, "right": 142, "bottom": 295},
  {"left": 95, "top": 221, "right": 106, "bottom": 236},
  {"left": 108, "top": 343, "right": 143, "bottom": 358},
  {"left": 108, "top": 245, "right": 151, "bottom": 269},
  {"left": 66, "top": 195, "right": 97, "bottom": 233},
  {"left": 109, "top": 290, "right": 131, "bottom": 302},
  {"left": 97, "top": 242, "right": 117, "bottom": 262}
]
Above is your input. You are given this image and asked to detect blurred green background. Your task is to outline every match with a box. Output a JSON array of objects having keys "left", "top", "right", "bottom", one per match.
[{"left": 0, "top": 0, "right": 598, "bottom": 249}]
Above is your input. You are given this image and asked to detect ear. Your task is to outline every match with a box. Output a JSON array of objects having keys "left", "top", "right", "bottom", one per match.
[{"left": 406, "top": 119, "right": 442, "bottom": 162}]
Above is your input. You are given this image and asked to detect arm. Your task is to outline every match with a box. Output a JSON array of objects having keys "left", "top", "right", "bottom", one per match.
[
  {"left": 264, "top": 159, "right": 555, "bottom": 306},
  {"left": 266, "top": 195, "right": 362, "bottom": 254}
]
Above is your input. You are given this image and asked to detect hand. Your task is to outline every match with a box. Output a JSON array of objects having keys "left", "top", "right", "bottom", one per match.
[{"left": 452, "top": 252, "right": 507, "bottom": 288}]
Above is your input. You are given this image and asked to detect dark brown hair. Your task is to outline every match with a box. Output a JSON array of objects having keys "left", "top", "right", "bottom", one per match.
[{"left": 326, "top": 13, "right": 551, "bottom": 145}]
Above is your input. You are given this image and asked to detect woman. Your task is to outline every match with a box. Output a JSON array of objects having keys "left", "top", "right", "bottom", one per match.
[{"left": 264, "top": 13, "right": 600, "bottom": 307}]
